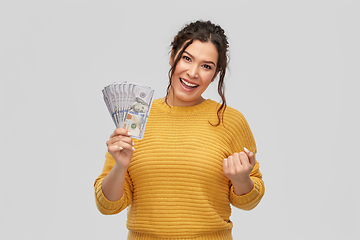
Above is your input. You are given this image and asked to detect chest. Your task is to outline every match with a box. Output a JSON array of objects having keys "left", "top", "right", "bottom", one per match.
[{"left": 129, "top": 116, "right": 233, "bottom": 187}]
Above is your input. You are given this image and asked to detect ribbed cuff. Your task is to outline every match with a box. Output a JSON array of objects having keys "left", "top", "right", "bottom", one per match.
[
  {"left": 230, "top": 178, "right": 260, "bottom": 207},
  {"left": 94, "top": 179, "right": 125, "bottom": 214}
]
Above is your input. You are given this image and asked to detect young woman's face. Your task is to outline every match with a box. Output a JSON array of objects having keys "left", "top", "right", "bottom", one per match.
[{"left": 168, "top": 40, "right": 219, "bottom": 107}]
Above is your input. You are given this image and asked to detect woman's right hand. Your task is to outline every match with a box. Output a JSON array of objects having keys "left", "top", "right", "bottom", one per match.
[{"left": 106, "top": 128, "right": 135, "bottom": 169}]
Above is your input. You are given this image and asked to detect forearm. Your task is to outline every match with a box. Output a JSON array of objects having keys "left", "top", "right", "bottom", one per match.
[
  {"left": 101, "top": 163, "right": 127, "bottom": 201},
  {"left": 232, "top": 176, "right": 254, "bottom": 196}
]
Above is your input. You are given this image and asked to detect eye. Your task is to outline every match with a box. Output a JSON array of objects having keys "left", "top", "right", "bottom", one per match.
[
  {"left": 202, "top": 64, "right": 212, "bottom": 70},
  {"left": 182, "top": 55, "right": 191, "bottom": 62}
]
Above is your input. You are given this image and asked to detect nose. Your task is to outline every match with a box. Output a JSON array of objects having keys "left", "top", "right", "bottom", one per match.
[{"left": 187, "top": 64, "right": 199, "bottom": 78}]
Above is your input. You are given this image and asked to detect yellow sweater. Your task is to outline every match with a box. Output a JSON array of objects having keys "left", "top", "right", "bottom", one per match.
[{"left": 94, "top": 98, "right": 265, "bottom": 240}]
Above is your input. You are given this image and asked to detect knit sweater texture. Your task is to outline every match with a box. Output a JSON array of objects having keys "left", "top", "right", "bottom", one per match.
[{"left": 94, "top": 98, "right": 265, "bottom": 240}]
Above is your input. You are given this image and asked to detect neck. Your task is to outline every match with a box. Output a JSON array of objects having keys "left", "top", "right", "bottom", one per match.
[{"left": 164, "top": 89, "right": 205, "bottom": 107}]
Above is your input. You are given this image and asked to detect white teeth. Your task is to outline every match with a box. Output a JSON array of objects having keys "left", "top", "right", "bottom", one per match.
[{"left": 181, "top": 78, "right": 198, "bottom": 87}]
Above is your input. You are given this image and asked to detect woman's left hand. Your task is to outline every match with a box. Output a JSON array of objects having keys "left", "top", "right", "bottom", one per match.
[{"left": 223, "top": 148, "right": 255, "bottom": 193}]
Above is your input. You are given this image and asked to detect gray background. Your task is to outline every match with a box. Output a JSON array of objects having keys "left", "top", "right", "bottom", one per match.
[{"left": 1, "top": 0, "right": 359, "bottom": 239}]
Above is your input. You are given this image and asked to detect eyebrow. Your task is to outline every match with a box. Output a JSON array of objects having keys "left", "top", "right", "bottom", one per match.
[{"left": 183, "top": 51, "right": 216, "bottom": 67}]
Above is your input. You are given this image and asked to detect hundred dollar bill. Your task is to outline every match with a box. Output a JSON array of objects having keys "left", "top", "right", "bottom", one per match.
[
  {"left": 103, "top": 83, "right": 120, "bottom": 127},
  {"left": 123, "top": 83, "right": 154, "bottom": 139},
  {"left": 102, "top": 82, "right": 154, "bottom": 140}
]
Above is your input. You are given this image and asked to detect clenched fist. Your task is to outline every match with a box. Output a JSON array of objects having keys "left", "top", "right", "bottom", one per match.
[
  {"left": 223, "top": 147, "right": 255, "bottom": 195},
  {"left": 106, "top": 128, "right": 135, "bottom": 169}
]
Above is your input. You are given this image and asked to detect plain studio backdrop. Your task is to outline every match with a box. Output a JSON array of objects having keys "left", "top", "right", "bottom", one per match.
[{"left": 0, "top": 1, "right": 359, "bottom": 239}]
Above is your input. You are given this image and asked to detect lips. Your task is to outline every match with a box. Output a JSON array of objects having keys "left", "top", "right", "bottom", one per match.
[{"left": 180, "top": 78, "right": 199, "bottom": 89}]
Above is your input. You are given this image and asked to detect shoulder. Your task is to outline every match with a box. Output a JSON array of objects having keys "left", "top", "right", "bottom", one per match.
[
  {"left": 223, "top": 104, "right": 249, "bottom": 126},
  {"left": 151, "top": 98, "right": 164, "bottom": 108},
  {"left": 205, "top": 99, "right": 245, "bottom": 117},
  {"left": 223, "top": 105, "right": 245, "bottom": 119},
  {"left": 200, "top": 99, "right": 250, "bottom": 128},
  {"left": 220, "top": 104, "right": 253, "bottom": 136},
  {"left": 221, "top": 104, "right": 257, "bottom": 153}
]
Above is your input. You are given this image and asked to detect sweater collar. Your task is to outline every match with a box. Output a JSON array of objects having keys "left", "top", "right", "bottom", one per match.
[{"left": 153, "top": 98, "right": 216, "bottom": 115}]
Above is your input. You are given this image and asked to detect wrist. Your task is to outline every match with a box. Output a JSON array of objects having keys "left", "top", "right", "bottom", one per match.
[
  {"left": 232, "top": 176, "right": 254, "bottom": 196},
  {"left": 113, "top": 162, "right": 128, "bottom": 174}
]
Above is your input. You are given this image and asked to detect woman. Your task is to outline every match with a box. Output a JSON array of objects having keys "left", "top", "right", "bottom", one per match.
[{"left": 94, "top": 20, "right": 265, "bottom": 240}]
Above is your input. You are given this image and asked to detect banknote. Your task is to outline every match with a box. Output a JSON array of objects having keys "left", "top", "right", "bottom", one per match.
[
  {"left": 102, "top": 82, "right": 154, "bottom": 139},
  {"left": 123, "top": 84, "right": 154, "bottom": 139}
]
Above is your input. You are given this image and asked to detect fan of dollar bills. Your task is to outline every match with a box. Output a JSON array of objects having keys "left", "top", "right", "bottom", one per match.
[{"left": 102, "top": 82, "right": 154, "bottom": 140}]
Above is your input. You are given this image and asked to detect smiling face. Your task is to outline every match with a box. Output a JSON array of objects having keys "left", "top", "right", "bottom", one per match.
[{"left": 167, "top": 40, "right": 219, "bottom": 107}]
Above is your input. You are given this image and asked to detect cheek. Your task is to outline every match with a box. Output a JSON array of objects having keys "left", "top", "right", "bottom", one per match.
[
  {"left": 201, "top": 72, "right": 216, "bottom": 85},
  {"left": 171, "top": 64, "right": 186, "bottom": 84},
  {"left": 173, "top": 61, "right": 187, "bottom": 75}
]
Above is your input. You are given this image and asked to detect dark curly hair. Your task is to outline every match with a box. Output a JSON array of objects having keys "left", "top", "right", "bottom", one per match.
[{"left": 166, "top": 20, "right": 229, "bottom": 126}]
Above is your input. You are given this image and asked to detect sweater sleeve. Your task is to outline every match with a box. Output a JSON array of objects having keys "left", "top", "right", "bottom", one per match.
[
  {"left": 94, "top": 152, "right": 133, "bottom": 215},
  {"left": 225, "top": 108, "right": 265, "bottom": 210},
  {"left": 229, "top": 161, "right": 265, "bottom": 210}
]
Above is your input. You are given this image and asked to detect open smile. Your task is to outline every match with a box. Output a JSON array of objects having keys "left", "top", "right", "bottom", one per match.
[{"left": 180, "top": 78, "right": 199, "bottom": 89}]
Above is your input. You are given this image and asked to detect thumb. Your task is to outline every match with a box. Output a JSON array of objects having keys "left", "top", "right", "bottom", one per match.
[{"left": 244, "top": 147, "right": 256, "bottom": 167}]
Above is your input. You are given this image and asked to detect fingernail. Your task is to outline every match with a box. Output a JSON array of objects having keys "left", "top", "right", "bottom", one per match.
[
  {"left": 244, "top": 147, "right": 250, "bottom": 153},
  {"left": 119, "top": 147, "right": 124, "bottom": 150},
  {"left": 132, "top": 147, "right": 135, "bottom": 151},
  {"left": 132, "top": 141, "right": 135, "bottom": 146},
  {"left": 127, "top": 131, "right": 132, "bottom": 136}
]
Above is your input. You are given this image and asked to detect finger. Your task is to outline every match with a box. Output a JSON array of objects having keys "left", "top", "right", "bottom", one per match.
[
  {"left": 239, "top": 152, "right": 250, "bottom": 166},
  {"left": 108, "top": 144, "right": 122, "bottom": 154},
  {"left": 244, "top": 147, "right": 256, "bottom": 167},
  {"left": 232, "top": 153, "right": 242, "bottom": 171},
  {"left": 110, "top": 128, "right": 132, "bottom": 138},
  {"left": 248, "top": 152, "right": 255, "bottom": 167},
  {"left": 227, "top": 156, "right": 234, "bottom": 168},
  {"left": 107, "top": 135, "right": 134, "bottom": 146},
  {"left": 223, "top": 158, "right": 228, "bottom": 169},
  {"left": 118, "top": 141, "right": 136, "bottom": 152},
  {"left": 108, "top": 140, "right": 135, "bottom": 153}
]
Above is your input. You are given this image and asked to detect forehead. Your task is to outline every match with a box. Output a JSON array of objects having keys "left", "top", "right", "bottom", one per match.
[{"left": 184, "top": 40, "right": 218, "bottom": 63}]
